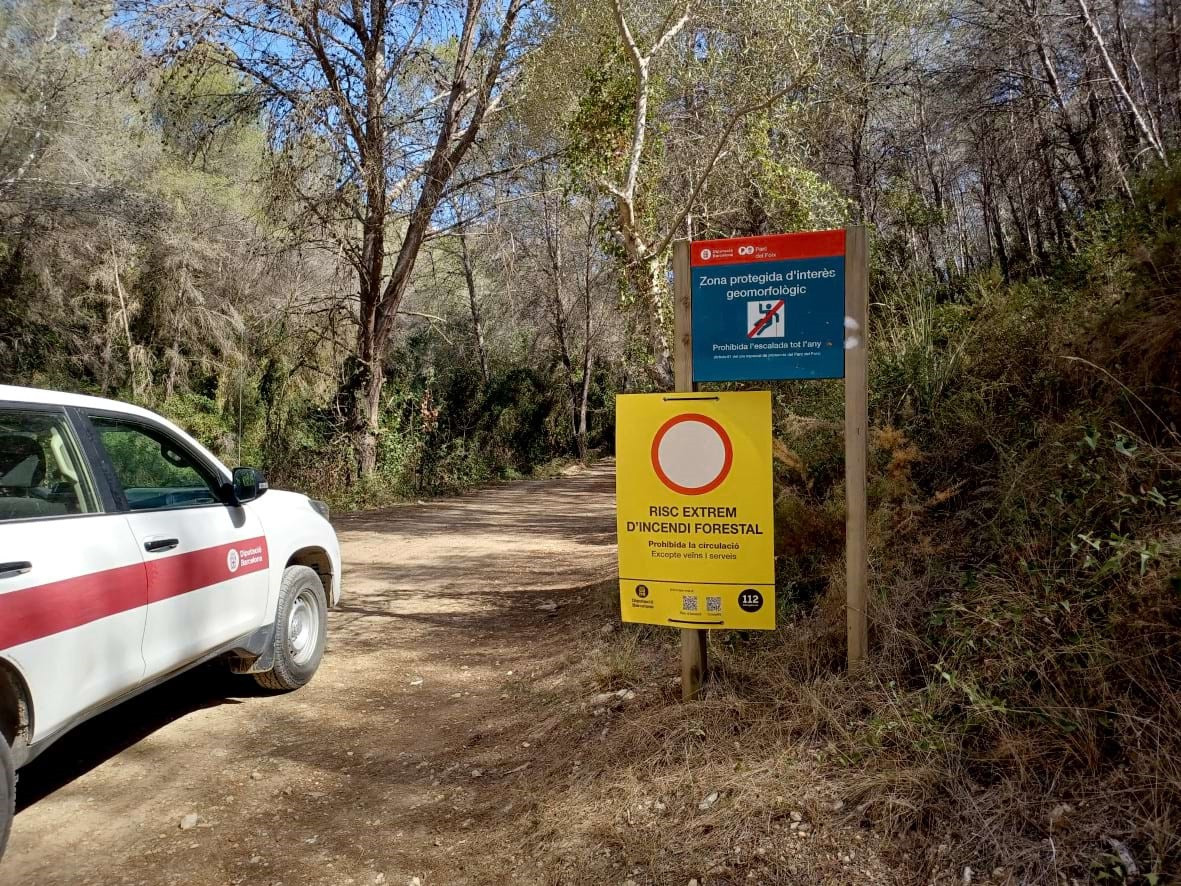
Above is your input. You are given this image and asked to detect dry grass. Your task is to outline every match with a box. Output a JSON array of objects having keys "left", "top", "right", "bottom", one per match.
[
  {"left": 503, "top": 619, "right": 905, "bottom": 884},
  {"left": 522, "top": 553, "right": 1178, "bottom": 884}
]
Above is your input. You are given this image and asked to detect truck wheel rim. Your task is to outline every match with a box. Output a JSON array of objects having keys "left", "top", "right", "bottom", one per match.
[{"left": 288, "top": 590, "right": 319, "bottom": 665}]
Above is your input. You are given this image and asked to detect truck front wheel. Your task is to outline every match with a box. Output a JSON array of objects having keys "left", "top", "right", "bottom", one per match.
[{"left": 254, "top": 566, "right": 328, "bottom": 691}]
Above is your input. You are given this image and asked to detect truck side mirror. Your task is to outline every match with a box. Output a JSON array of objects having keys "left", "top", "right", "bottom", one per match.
[{"left": 231, "top": 467, "right": 268, "bottom": 504}]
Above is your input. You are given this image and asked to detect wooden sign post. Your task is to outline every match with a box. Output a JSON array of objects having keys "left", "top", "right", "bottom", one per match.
[
  {"left": 843, "top": 226, "right": 869, "bottom": 668},
  {"left": 665, "top": 227, "right": 869, "bottom": 695},
  {"left": 671, "top": 239, "right": 707, "bottom": 700}
]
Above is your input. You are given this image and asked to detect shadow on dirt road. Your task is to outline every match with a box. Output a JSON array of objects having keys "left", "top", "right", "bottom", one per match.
[{"left": 14, "top": 666, "right": 265, "bottom": 811}]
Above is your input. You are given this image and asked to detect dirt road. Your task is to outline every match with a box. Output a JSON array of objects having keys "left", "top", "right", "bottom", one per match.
[{"left": 4, "top": 463, "right": 618, "bottom": 886}]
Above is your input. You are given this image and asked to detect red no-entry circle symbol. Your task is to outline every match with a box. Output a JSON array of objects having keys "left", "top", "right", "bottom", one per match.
[{"left": 651, "top": 413, "right": 734, "bottom": 495}]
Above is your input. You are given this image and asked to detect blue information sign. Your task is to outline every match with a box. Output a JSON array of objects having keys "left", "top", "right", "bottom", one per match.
[{"left": 689, "top": 230, "right": 847, "bottom": 382}]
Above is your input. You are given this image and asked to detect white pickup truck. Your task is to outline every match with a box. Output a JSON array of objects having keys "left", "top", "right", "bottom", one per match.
[{"left": 0, "top": 385, "right": 342, "bottom": 859}]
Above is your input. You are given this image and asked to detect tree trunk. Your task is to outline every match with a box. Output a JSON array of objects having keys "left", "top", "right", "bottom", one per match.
[
  {"left": 610, "top": 190, "right": 674, "bottom": 384},
  {"left": 539, "top": 181, "right": 587, "bottom": 458},
  {"left": 637, "top": 257, "right": 673, "bottom": 384},
  {"left": 458, "top": 228, "right": 490, "bottom": 384},
  {"left": 1167, "top": 0, "right": 1181, "bottom": 125},
  {"left": 577, "top": 241, "right": 595, "bottom": 463},
  {"left": 952, "top": 188, "right": 970, "bottom": 273},
  {"left": 1023, "top": 0, "right": 1102, "bottom": 197},
  {"left": 849, "top": 27, "right": 871, "bottom": 222},
  {"left": 346, "top": 324, "right": 385, "bottom": 480},
  {"left": 577, "top": 350, "right": 593, "bottom": 463},
  {"left": 1075, "top": 0, "right": 1168, "bottom": 163},
  {"left": 980, "top": 152, "right": 1011, "bottom": 281},
  {"left": 108, "top": 235, "right": 148, "bottom": 400}
]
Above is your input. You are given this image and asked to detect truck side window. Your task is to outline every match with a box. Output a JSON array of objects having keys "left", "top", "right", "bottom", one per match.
[
  {"left": 0, "top": 410, "right": 97, "bottom": 522},
  {"left": 90, "top": 417, "right": 220, "bottom": 511}
]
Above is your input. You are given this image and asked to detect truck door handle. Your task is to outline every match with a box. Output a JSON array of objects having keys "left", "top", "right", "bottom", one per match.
[
  {"left": 0, "top": 561, "right": 32, "bottom": 579},
  {"left": 143, "top": 538, "right": 180, "bottom": 553}
]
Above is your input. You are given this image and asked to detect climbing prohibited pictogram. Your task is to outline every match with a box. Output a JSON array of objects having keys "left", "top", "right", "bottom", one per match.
[{"left": 747, "top": 300, "right": 785, "bottom": 339}]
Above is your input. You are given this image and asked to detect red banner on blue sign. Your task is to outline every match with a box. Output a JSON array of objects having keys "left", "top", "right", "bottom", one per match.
[{"left": 690, "top": 230, "right": 846, "bottom": 268}]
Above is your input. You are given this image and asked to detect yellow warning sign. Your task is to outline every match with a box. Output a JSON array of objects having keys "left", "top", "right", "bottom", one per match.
[{"left": 615, "top": 391, "right": 775, "bottom": 630}]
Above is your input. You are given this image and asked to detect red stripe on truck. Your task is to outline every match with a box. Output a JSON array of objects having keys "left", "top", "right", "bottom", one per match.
[
  {"left": 0, "top": 562, "right": 148, "bottom": 650},
  {"left": 0, "top": 536, "right": 269, "bottom": 650},
  {"left": 146, "top": 539, "right": 269, "bottom": 604}
]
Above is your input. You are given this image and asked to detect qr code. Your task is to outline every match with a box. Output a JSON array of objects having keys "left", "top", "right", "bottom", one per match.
[
  {"left": 681, "top": 595, "right": 699, "bottom": 612},
  {"left": 706, "top": 596, "right": 722, "bottom": 613}
]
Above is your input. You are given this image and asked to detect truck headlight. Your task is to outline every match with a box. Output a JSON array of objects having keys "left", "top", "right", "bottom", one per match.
[{"left": 309, "top": 498, "right": 330, "bottom": 521}]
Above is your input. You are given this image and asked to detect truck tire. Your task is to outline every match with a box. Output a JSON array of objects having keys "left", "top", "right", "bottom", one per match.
[
  {"left": 1, "top": 733, "right": 13, "bottom": 861},
  {"left": 254, "top": 566, "right": 328, "bottom": 691}
]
